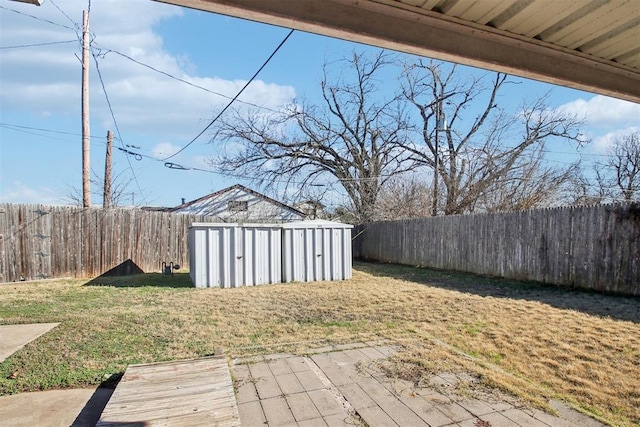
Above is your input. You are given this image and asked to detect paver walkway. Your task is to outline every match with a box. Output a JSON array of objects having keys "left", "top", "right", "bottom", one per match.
[{"left": 232, "top": 343, "right": 605, "bottom": 427}]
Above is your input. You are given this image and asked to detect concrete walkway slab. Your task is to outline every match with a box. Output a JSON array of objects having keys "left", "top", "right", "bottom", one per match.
[
  {"left": 0, "top": 323, "right": 59, "bottom": 362},
  {"left": 0, "top": 387, "right": 112, "bottom": 427}
]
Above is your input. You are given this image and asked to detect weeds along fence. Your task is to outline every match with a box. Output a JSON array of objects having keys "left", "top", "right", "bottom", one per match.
[
  {"left": 0, "top": 204, "right": 220, "bottom": 283},
  {"left": 352, "top": 203, "right": 640, "bottom": 296}
]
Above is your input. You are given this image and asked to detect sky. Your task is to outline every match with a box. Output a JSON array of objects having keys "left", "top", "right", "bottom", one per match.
[{"left": 1, "top": 0, "right": 639, "bottom": 209}]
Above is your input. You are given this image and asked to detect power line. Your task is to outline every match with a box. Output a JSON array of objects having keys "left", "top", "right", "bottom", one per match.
[
  {"left": 0, "top": 40, "right": 77, "bottom": 50},
  {"left": 2, "top": 6, "right": 298, "bottom": 202},
  {"left": 0, "top": 122, "right": 113, "bottom": 143},
  {"left": 110, "top": 142, "right": 317, "bottom": 186},
  {"left": 0, "top": 122, "right": 107, "bottom": 137},
  {"left": 92, "top": 46, "right": 281, "bottom": 114},
  {"left": 87, "top": 41, "right": 293, "bottom": 186},
  {"left": 2, "top": 119, "right": 610, "bottom": 188},
  {"left": 49, "top": 0, "right": 79, "bottom": 29},
  {"left": 104, "top": 140, "right": 640, "bottom": 202},
  {"left": 0, "top": 5, "right": 76, "bottom": 31},
  {"left": 541, "top": 148, "right": 611, "bottom": 158},
  {"left": 162, "top": 28, "right": 295, "bottom": 161},
  {"left": 0, "top": 139, "right": 602, "bottom": 192},
  {"left": 1, "top": 125, "right": 97, "bottom": 145},
  {"left": 91, "top": 46, "right": 148, "bottom": 206}
]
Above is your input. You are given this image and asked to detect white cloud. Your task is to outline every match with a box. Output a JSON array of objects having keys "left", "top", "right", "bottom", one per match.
[
  {"left": 558, "top": 95, "right": 640, "bottom": 128},
  {"left": 592, "top": 126, "right": 640, "bottom": 153},
  {"left": 151, "top": 142, "right": 182, "bottom": 158},
  {"left": 0, "top": 0, "right": 296, "bottom": 140},
  {"left": 191, "top": 155, "right": 213, "bottom": 170},
  {"left": 0, "top": 181, "right": 64, "bottom": 205}
]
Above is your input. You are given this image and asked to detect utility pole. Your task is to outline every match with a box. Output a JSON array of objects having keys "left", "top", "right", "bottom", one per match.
[
  {"left": 81, "top": 10, "right": 91, "bottom": 207},
  {"left": 103, "top": 130, "right": 113, "bottom": 208},
  {"left": 432, "top": 102, "right": 440, "bottom": 217}
]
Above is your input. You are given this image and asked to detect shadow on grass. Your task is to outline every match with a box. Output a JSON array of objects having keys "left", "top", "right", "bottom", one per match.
[
  {"left": 355, "top": 260, "right": 640, "bottom": 324},
  {"left": 85, "top": 273, "right": 192, "bottom": 288},
  {"left": 82, "top": 259, "right": 192, "bottom": 288}
]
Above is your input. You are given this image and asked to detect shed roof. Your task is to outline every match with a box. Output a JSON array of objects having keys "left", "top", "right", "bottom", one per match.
[{"left": 282, "top": 219, "right": 354, "bottom": 229}]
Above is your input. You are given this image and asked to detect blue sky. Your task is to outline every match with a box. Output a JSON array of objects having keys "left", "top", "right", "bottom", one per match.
[{"left": 1, "top": 0, "right": 638, "bottom": 208}]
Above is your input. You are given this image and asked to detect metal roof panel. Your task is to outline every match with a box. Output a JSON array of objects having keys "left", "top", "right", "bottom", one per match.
[{"left": 155, "top": 0, "right": 640, "bottom": 101}]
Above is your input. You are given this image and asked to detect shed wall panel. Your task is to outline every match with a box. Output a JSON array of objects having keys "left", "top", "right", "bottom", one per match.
[
  {"left": 189, "top": 223, "right": 283, "bottom": 288},
  {"left": 282, "top": 220, "right": 353, "bottom": 283}
]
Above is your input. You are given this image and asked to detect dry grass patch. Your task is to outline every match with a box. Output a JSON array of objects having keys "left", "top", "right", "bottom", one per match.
[{"left": 0, "top": 263, "right": 638, "bottom": 426}]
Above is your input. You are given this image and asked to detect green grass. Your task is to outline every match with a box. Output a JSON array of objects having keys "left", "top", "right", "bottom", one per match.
[
  {"left": 462, "top": 321, "right": 486, "bottom": 336},
  {"left": 0, "top": 274, "right": 198, "bottom": 394}
]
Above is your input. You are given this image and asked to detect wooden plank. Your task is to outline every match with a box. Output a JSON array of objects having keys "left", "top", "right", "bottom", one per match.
[
  {"left": 106, "top": 383, "right": 234, "bottom": 403},
  {"left": 97, "top": 356, "right": 240, "bottom": 427}
]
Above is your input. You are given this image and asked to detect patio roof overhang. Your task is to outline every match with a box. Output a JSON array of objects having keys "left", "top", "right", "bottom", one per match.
[{"left": 155, "top": 0, "right": 640, "bottom": 103}]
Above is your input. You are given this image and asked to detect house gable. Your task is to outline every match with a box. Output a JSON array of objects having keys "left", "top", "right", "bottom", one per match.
[{"left": 171, "top": 184, "right": 305, "bottom": 222}]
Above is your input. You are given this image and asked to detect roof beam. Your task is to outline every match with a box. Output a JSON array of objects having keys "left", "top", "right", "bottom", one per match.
[{"left": 156, "top": 0, "right": 640, "bottom": 103}]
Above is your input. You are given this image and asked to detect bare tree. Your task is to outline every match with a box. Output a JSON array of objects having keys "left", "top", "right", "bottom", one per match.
[
  {"left": 375, "top": 176, "right": 433, "bottom": 220},
  {"left": 472, "top": 149, "right": 582, "bottom": 212},
  {"left": 588, "top": 131, "right": 640, "bottom": 202},
  {"left": 67, "top": 168, "right": 133, "bottom": 207},
  {"left": 400, "top": 60, "right": 586, "bottom": 215},
  {"left": 211, "top": 51, "right": 417, "bottom": 222},
  {"left": 563, "top": 171, "right": 604, "bottom": 206},
  {"left": 609, "top": 131, "right": 640, "bottom": 201}
]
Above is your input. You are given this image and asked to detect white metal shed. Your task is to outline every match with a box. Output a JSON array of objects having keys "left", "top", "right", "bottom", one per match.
[
  {"left": 189, "top": 223, "right": 282, "bottom": 288},
  {"left": 282, "top": 220, "right": 353, "bottom": 283}
]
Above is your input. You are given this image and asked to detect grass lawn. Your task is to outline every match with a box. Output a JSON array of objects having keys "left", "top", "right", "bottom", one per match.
[{"left": 0, "top": 261, "right": 638, "bottom": 426}]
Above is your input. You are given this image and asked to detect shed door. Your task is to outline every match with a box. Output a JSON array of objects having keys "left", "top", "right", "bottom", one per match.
[
  {"left": 243, "top": 227, "right": 281, "bottom": 286},
  {"left": 314, "top": 228, "right": 331, "bottom": 281},
  {"left": 212, "top": 226, "right": 240, "bottom": 288}
]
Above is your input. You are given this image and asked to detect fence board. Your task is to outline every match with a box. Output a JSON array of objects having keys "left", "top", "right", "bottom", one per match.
[
  {"left": 0, "top": 204, "right": 220, "bottom": 283},
  {"left": 353, "top": 203, "right": 640, "bottom": 296}
]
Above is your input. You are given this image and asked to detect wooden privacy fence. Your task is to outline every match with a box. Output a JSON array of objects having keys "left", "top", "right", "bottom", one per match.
[
  {"left": 353, "top": 203, "right": 640, "bottom": 296},
  {"left": 0, "top": 204, "right": 219, "bottom": 283}
]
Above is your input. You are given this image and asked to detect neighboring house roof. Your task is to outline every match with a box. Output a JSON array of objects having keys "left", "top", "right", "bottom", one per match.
[{"left": 170, "top": 184, "right": 306, "bottom": 222}]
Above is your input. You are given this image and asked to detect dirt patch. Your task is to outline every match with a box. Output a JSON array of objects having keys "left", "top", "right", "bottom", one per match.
[{"left": 370, "top": 358, "right": 524, "bottom": 409}]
